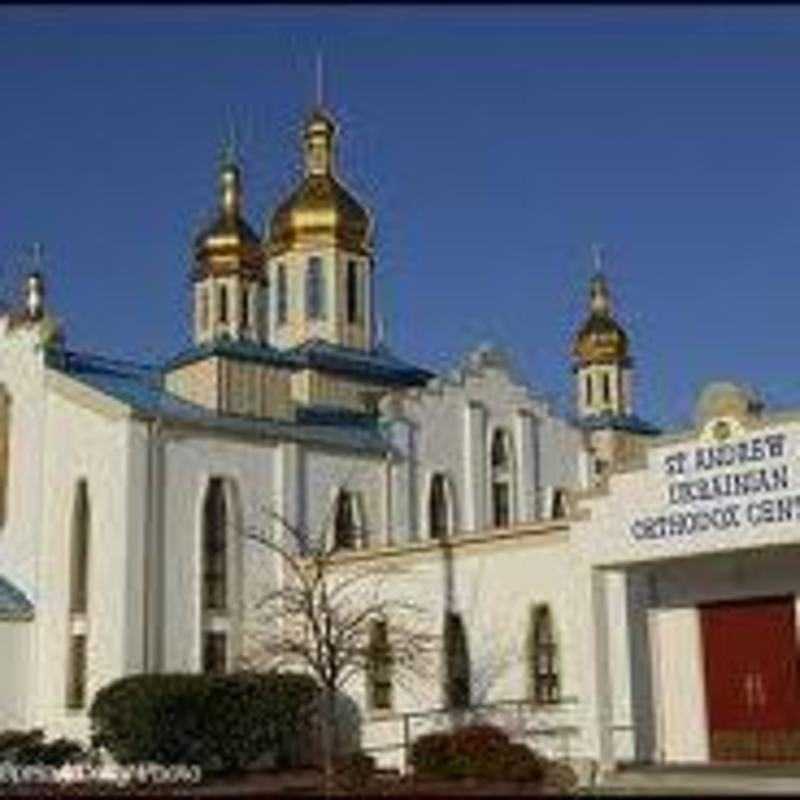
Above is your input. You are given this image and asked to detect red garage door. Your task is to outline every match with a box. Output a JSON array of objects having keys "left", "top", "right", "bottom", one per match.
[{"left": 701, "top": 596, "right": 800, "bottom": 761}]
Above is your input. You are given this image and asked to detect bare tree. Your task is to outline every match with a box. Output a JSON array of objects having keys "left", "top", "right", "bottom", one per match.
[{"left": 240, "top": 504, "right": 437, "bottom": 782}]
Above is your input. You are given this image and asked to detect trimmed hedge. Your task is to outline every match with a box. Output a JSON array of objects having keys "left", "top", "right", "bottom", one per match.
[
  {"left": 89, "top": 671, "right": 320, "bottom": 774},
  {"left": 410, "top": 724, "right": 546, "bottom": 782}
]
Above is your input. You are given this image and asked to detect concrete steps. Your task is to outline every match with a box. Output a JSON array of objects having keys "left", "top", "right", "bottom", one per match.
[{"left": 595, "top": 764, "right": 800, "bottom": 796}]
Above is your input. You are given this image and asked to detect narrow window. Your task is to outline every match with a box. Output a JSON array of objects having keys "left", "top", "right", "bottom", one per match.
[
  {"left": 70, "top": 479, "right": 90, "bottom": 614},
  {"left": 66, "top": 634, "right": 87, "bottom": 709},
  {"left": 277, "top": 264, "right": 288, "bottom": 325},
  {"left": 367, "top": 620, "right": 393, "bottom": 711},
  {"left": 491, "top": 429, "right": 510, "bottom": 469},
  {"left": 429, "top": 473, "right": 450, "bottom": 539},
  {"left": 334, "top": 490, "right": 357, "bottom": 550},
  {"left": 444, "top": 612, "right": 471, "bottom": 709},
  {"left": 219, "top": 284, "right": 229, "bottom": 324},
  {"left": 585, "top": 374, "right": 592, "bottom": 407},
  {"left": 306, "top": 257, "right": 325, "bottom": 320},
  {"left": 347, "top": 260, "right": 359, "bottom": 324},
  {"left": 602, "top": 373, "right": 611, "bottom": 404},
  {"left": 203, "top": 478, "right": 227, "bottom": 612},
  {"left": 490, "top": 429, "right": 513, "bottom": 528},
  {"left": 203, "top": 631, "right": 228, "bottom": 675},
  {"left": 492, "top": 483, "right": 510, "bottom": 528},
  {"left": 241, "top": 285, "right": 250, "bottom": 329},
  {"left": 532, "top": 605, "right": 559, "bottom": 704},
  {"left": 552, "top": 488, "right": 567, "bottom": 519}
]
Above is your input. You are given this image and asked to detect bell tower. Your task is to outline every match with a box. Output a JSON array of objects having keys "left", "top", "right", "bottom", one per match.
[
  {"left": 192, "top": 143, "right": 266, "bottom": 346},
  {"left": 264, "top": 106, "right": 374, "bottom": 351}
]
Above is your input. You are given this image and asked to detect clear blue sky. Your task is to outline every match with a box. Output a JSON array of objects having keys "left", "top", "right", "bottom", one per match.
[{"left": 2, "top": 6, "right": 800, "bottom": 430}]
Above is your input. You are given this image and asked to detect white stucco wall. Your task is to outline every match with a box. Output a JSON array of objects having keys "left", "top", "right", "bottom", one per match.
[{"left": 0, "top": 621, "right": 32, "bottom": 729}]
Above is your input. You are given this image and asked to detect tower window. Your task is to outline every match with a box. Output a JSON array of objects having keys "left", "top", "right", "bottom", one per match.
[
  {"left": 277, "top": 265, "right": 288, "bottom": 325},
  {"left": 306, "top": 257, "right": 326, "bottom": 320},
  {"left": 218, "top": 285, "right": 229, "bottom": 324},
  {"left": 241, "top": 286, "right": 250, "bottom": 329},
  {"left": 200, "top": 288, "right": 210, "bottom": 331},
  {"left": 367, "top": 619, "right": 393, "bottom": 711},
  {"left": 347, "top": 260, "right": 359, "bottom": 324},
  {"left": 531, "top": 605, "right": 559, "bottom": 704},
  {"left": 429, "top": 473, "right": 450, "bottom": 539},
  {"left": 602, "top": 373, "right": 611, "bottom": 404},
  {"left": 202, "top": 478, "right": 227, "bottom": 612},
  {"left": 585, "top": 374, "right": 592, "bottom": 407}
]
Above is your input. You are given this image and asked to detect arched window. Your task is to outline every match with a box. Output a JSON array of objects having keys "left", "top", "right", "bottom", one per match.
[
  {"left": 490, "top": 429, "right": 513, "bottom": 528},
  {"left": 429, "top": 473, "right": 450, "bottom": 539},
  {"left": 218, "top": 284, "right": 228, "bottom": 324},
  {"left": 491, "top": 429, "right": 510, "bottom": 469},
  {"left": 602, "top": 373, "right": 611, "bottom": 404},
  {"left": 444, "top": 612, "right": 471, "bottom": 709},
  {"left": 334, "top": 490, "right": 357, "bottom": 550},
  {"left": 202, "top": 478, "right": 227, "bottom": 612},
  {"left": 367, "top": 619, "right": 393, "bottom": 711},
  {"left": 531, "top": 605, "right": 559, "bottom": 704},
  {"left": 347, "top": 260, "right": 359, "bottom": 324},
  {"left": 241, "top": 285, "right": 250, "bottom": 329},
  {"left": 277, "top": 264, "right": 288, "bottom": 325},
  {"left": 67, "top": 478, "right": 90, "bottom": 709},
  {"left": 306, "top": 257, "right": 325, "bottom": 320},
  {"left": 70, "top": 479, "right": 90, "bottom": 614}
]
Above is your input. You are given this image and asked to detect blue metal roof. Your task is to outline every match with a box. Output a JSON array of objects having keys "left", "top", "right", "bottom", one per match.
[
  {"left": 0, "top": 576, "right": 33, "bottom": 620},
  {"left": 165, "top": 339, "right": 299, "bottom": 371},
  {"left": 289, "top": 339, "right": 433, "bottom": 387},
  {"left": 164, "top": 338, "right": 433, "bottom": 388},
  {"left": 576, "top": 411, "right": 661, "bottom": 436},
  {"left": 45, "top": 348, "right": 390, "bottom": 454}
]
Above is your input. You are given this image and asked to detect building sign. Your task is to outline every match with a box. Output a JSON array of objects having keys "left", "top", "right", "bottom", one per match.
[{"left": 630, "top": 430, "right": 800, "bottom": 541}]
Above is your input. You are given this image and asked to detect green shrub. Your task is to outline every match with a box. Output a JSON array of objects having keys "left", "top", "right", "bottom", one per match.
[
  {"left": 0, "top": 729, "right": 87, "bottom": 767},
  {"left": 89, "top": 671, "right": 319, "bottom": 774},
  {"left": 410, "top": 723, "right": 546, "bottom": 783}
]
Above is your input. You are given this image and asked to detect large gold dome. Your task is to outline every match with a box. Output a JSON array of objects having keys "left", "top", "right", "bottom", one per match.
[
  {"left": 572, "top": 273, "right": 630, "bottom": 366},
  {"left": 265, "top": 109, "right": 373, "bottom": 257}
]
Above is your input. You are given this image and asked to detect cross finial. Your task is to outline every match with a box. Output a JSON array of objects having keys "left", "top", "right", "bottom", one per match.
[
  {"left": 30, "top": 242, "right": 44, "bottom": 274},
  {"left": 315, "top": 52, "right": 324, "bottom": 109},
  {"left": 222, "top": 114, "right": 239, "bottom": 169},
  {"left": 591, "top": 242, "right": 605, "bottom": 275}
]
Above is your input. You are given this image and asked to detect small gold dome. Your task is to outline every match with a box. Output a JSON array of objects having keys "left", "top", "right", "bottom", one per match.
[
  {"left": 194, "top": 160, "right": 263, "bottom": 280},
  {"left": 265, "top": 108, "right": 373, "bottom": 257},
  {"left": 572, "top": 273, "right": 630, "bottom": 366}
]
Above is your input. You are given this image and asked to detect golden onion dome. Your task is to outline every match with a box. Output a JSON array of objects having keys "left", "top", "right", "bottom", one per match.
[
  {"left": 572, "top": 273, "right": 630, "bottom": 366},
  {"left": 265, "top": 108, "right": 373, "bottom": 257},
  {"left": 193, "top": 158, "right": 263, "bottom": 280}
]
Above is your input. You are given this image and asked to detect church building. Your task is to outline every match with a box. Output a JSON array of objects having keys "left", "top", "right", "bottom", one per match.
[{"left": 1, "top": 96, "right": 797, "bottom": 774}]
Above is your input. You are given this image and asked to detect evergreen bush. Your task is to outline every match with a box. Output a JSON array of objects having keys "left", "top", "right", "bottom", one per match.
[{"left": 89, "top": 671, "right": 319, "bottom": 774}]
